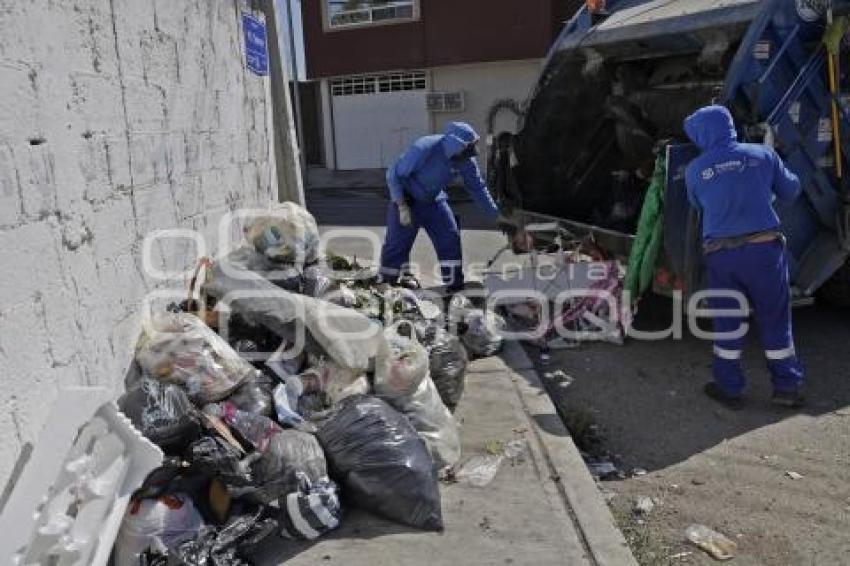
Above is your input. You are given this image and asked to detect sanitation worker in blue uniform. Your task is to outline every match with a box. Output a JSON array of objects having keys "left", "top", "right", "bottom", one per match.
[
  {"left": 684, "top": 105, "right": 805, "bottom": 408},
  {"left": 379, "top": 122, "right": 500, "bottom": 292}
]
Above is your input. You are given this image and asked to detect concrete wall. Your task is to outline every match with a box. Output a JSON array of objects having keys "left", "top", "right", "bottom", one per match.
[
  {"left": 429, "top": 59, "right": 542, "bottom": 166},
  {"left": 0, "top": 0, "right": 277, "bottom": 487},
  {"left": 316, "top": 59, "right": 541, "bottom": 173}
]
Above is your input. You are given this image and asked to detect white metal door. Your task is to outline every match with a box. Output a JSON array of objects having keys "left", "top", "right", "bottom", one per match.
[{"left": 331, "top": 72, "right": 429, "bottom": 170}]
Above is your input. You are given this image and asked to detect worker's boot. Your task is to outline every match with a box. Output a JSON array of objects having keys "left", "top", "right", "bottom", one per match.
[
  {"left": 771, "top": 387, "right": 805, "bottom": 409},
  {"left": 703, "top": 382, "right": 745, "bottom": 411},
  {"left": 398, "top": 271, "right": 421, "bottom": 290},
  {"left": 445, "top": 287, "right": 488, "bottom": 312}
]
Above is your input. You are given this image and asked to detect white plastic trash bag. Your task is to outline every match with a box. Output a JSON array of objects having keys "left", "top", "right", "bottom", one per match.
[
  {"left": 206, "top": 254, "right": 382, "bottom": 372},
  {"left": 114, "top": 494, "right": 204, "bottom": 566},
  {"left": 301, "top": 356, "right": 368, "bottom": 405},
  {"left": 382, "top": 288, "right": 425, "bottom": 323},
  {"left": 374, "top": 321, "right": 429, "bottom": 399},
  {"left": 460, "top": 309, "right": 506, "bottom": 358},
  {"left": 373, "top": 321, "right": 460, "bottom": 468},
  {"left": 448, "top": 295, "right": 507, "bottom": 357},
  {"left": 245, "top": 203, "right": 320, "bottom": 265},
  {"left": 385, "top": 375, "right": 461, "bottom": 470},
  {"left": 273, "top": 379, "right": 316, "bottom": 433},
  {"left": 135, "top": 313, "right": 255, "bottom": 404},
  {"left": 448, "top": 294, "right": 473, "bottom": 325}
]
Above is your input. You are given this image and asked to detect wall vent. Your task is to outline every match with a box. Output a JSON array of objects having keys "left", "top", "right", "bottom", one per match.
[{"left": 427, "top": 91, "right": 465, "bottom": 113}]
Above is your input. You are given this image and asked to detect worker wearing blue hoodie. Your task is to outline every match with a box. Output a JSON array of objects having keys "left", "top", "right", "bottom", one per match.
[
  {"left": 684, "top": 105, "right": 805, "bottom": 408},
  {"left": 379, "top": 122, "right": 500, "bottom": 291}
]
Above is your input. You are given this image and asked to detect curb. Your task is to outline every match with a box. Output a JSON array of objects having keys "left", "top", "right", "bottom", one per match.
[{"left": 499, "top": 341, "right": 638, "bottom": 566}]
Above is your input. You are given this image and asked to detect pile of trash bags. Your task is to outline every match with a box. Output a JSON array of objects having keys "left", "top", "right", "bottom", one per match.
[{"left": 112, "top": 203, "right": 504, "bottom": 564}]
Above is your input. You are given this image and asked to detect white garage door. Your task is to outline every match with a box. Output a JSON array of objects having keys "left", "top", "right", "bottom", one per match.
[{"left": 331, "top": 72, "right": 429, "bottom": 170}]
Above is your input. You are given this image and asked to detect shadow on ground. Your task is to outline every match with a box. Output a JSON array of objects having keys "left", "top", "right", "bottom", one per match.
[
  {"left": 252, "top": 510, "right": 419, "bottom": 565},
  {"left": 529, "top": 293, "right": 850, "bottom": 472}
]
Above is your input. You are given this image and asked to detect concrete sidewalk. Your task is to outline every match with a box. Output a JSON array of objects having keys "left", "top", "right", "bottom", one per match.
[
  {"left": 255, "top": 341, "right": 635, "bottom": 566},
  {"left": 273, "top": 193, "right": 636, "bottom": 565}
]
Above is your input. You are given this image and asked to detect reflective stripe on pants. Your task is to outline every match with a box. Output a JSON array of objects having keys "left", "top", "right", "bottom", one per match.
[{"left": 705, "top": 240, "right": 804, "bottom": 395}]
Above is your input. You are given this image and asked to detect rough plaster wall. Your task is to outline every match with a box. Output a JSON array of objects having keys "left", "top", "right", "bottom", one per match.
[{"left": 0, "top": 0, "right": 276, "bottom": 487}]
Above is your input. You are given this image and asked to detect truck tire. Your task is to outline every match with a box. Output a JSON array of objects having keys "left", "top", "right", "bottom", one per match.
[{"left": 817, "top": 259, "right": 850, "bottom": 308}]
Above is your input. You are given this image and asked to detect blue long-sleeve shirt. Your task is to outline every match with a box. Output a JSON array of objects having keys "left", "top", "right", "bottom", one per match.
[
  {"left": 684, "top": 105, "right": 801, "bottom": 241},
  {"left": 386, "top": 123, "right": 500, "bottom": 220}
]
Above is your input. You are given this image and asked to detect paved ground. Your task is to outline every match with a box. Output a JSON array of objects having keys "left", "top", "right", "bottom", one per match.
[
  {"left": 257, "top": 352, "right": 603, "bottom": 566},
  {"left": 534, "top": 294, "right": 850, "bottom": 565},
  {"left": 301, "top": 187, "right": 850, "bottom": 564},
  {"left": 253, "top": 189, "right": 636, "bottom": 565}
]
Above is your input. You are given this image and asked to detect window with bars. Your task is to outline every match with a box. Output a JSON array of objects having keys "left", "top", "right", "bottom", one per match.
[
  {"left": 331, "top": 71, "right": 426, "bottom": 97},
  {"left": 330, "top": 76, "right": 376, "bottom": 96},
  {"left": 377, "top": 72, "right": 426, "bottom": 93},
  {"left": 326, "top": 1, "right": 417, "bottom": 29}
]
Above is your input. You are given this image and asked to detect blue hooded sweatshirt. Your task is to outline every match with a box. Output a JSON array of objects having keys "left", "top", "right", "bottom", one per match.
[
  {"left": 684, "top": 105, "right": 801, "bottom": 241},
  {"left": 386, "top": 122, "right": 500, "bottom": 220}
]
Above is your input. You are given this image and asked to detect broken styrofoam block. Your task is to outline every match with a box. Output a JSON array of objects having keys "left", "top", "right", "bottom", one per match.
[{"left": 1, "top": 389, "right": 163, "bottom": 566}]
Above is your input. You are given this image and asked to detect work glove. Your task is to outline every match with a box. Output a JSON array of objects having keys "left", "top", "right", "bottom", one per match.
[
  {"left": 496, "top": 214, "right": 515, "bottom": 235},
  {"left": 497, "top": 214, "right": 533, "bottom": 253},
  {"left": 397, "top": 201, "right": 412, "bottom": 227}
]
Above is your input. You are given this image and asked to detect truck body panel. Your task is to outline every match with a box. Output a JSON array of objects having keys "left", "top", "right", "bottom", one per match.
[{"left": 494, "top": 0, "right": 850, "bottom": 297}]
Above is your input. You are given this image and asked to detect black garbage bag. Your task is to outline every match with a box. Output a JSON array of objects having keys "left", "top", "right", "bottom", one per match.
[
  {"left": 248, "top": 429, "right": 328, "bottom": 505},
  {"left": 234, "top": 243, "right": 306, "bottom": 293},
  {"left": 187, "top": 436, "right": 253, "bottom": 487},
  {"left": 429, "top": 334, "right": 468, "bottom": 412},
  {"left": 226, "top": 313, "right": 282, "bottom": 362},
  {"left": 119, "top": 378, "right": 202, "bottom": 455},
  {"left": 130, "top": 461, "right": 227, "bottom": 529},
  {"left": 416, "top": 323, "right": 469, "bottom": 412},
  {"left": 171, "top": 507, "right": 278, "bottom": 566},
  {"left": 138, "top": 549, "right": 169, "bottom": 565},
  {"left": 317, "top": 395, "right": 443, "bottom": 531},
  {"left": 270, "top": 267, "right": 303, "bottom": 293},
  {"left": 226, "top": 374, "right": 274, "bottom": 417},
  {"left": 302, "top": 264, "right": 335, "bottom": 298},
  {"left": 297, "top": 390, "right": 333, "bottom": 424}
]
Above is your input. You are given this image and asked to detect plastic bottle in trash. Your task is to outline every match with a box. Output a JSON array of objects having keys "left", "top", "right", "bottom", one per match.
[
  {"left": 272, "top": 380, "right": 317, "bottom": 433},
  {"left": 207, "top": 402, "right": 282, "bottom": 453}
]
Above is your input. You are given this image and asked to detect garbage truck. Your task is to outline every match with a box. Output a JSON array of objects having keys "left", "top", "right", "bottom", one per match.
[{"left": 490, "top": 0, "right": 850, "bottom": 305}]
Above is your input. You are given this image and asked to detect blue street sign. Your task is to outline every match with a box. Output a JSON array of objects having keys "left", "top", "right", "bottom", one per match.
[{"left": 242, "top": 13, "right": 269, "bottom": 76}]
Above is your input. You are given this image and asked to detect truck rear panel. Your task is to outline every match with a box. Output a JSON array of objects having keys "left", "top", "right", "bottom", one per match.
[{"left": 495, "top": 0, "right": 850, "bottom": 296}]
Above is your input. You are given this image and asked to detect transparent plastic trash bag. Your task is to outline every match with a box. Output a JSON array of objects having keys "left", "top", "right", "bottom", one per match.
[
  {"left": 245, "top": 203, "right": 320, "bottom": 265},
  {"left": 135, "top": 313, "right": 255, "bottom": 405},
  {"left": 374, "top": 320, "right": 429, "bottom": 399}
]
